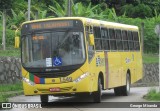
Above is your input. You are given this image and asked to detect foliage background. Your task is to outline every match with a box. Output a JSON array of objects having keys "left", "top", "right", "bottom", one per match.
[{"left": 0, "top": 0, "right": 159, "bottom": 53}]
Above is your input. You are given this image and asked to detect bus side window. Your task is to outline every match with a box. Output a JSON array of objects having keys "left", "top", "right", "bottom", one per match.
[
  {"left": 94, "top": 27, "right": 102, "bottom": 50},
  {"left": 122, "top": 30, "right": 129, "bottom": 51},
  {"left": 116, "top": 29, "right": 123, "bottom": 51},
  {"left": 102, "top": 28, "right": 110, "bottom": 50},
  {"left": 133, "top": 32, "right": 140, "bottom": 51},
  {"left": 109, "top": 29, "right": 117, "bottom": 51},
  {"left": 128, "top": 31, "right": 134, "bottom": 51}
]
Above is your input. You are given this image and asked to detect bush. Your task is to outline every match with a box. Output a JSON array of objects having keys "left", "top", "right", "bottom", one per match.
[
  {"left": 118, "top": 16, "right": 159, "bottom": 54},
  {"left": 0, "top": 27, "right": 15, "bottom": 47},
  {"left": 121, "top": 4, "right": 153, "bottom": 18},
  {"left": 144, "top": 88, "right": 160, "bottom": 101}
]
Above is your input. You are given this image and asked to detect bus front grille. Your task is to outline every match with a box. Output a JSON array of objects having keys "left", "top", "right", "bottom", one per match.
[{"left": 33, "top": 70, "right": 75, "bottom": 78}]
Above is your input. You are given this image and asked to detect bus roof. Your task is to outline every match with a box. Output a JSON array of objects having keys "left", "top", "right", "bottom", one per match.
[{"left": 22, "top": 17, "right": 139, "bottom": 31}]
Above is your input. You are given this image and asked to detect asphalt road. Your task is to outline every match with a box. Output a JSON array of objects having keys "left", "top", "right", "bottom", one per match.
[{"left": 3, "top": 87, "right": 160, "bottom": 111}]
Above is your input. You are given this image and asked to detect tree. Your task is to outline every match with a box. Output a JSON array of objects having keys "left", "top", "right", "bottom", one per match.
[
  {"left": 49, "top": 1, "right": 102, "bottom": 18},
  {"left": 0, "top": 0, "right": 13, "bottom": 50},
  {"left": 72, "top": 2, "right": 100, "bottom": 17},
  {"left": 120, "top": 4, "right": 153, "bottom": 18},
  {"left": 7, "top": 9, "right": 25, "bottom": 29},
  {"left": 49, "top": 0, "right": 68, "bottom": 17},
  {"left": 0, "top": 0, "right": 13, "bottom": 10}
]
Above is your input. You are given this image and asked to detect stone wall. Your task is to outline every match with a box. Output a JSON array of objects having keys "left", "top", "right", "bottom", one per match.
[
  {"left": 0, "top": 57, "right": 21, "bottom": 84},
  {"left": 134, "top": 63, "right": 159, "bottom": 86},
  {"left": 0, "top": 57, "right": 159, "bottom": 85}
]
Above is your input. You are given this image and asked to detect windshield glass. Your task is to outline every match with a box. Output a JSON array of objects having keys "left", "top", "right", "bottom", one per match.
[{"left": 22, "top": 31, "right": 85, "bottom": 68}]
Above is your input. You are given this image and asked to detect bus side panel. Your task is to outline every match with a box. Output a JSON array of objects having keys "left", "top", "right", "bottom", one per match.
[
  {"left": 121, "top": 52, "right": 134, "bottom": 86},
  {"left": 134, "top": 52, "right": 143, "bottom": 82},
  {"left": 88, "top": 51, "right": 106, "bottom": 91},
  {"left": 22, "top": 67, "right": 35, "bottom": 95},
  {"left": 120, "top": 51, "right": 142, "bottom": 85},
  {"left": 107, "top": 52, "right": 122, "bottom": 88},
  {"left": 104, "top": 52, "right": 109, "bottom": 89}
]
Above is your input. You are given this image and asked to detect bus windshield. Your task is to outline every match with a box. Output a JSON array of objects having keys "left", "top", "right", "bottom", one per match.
[{"left": 22, "top": 31, "right": 85, "bottom": 68}]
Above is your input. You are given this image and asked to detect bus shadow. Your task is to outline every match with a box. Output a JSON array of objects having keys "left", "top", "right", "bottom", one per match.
[{"left": 41, "top": 90, "right": 129, "bottom": 108}]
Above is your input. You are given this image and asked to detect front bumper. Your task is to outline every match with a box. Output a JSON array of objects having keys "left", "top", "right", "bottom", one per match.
[{"left": 23, "top": 74, "right": 96, "bottom": 96}]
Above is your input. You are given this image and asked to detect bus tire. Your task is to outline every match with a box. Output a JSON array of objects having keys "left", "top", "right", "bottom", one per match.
[
  {"left": 93, "top": 78, "right": 102, "bottom": 103},
  {"left": 40, "top": 95, "right": 48, "bottom": 103},
  {"left": 121, "top": 74, "right": 130, "bottom": 96},
  {"left": 114, "top": 87, "right": 122, "bottom": 96}
]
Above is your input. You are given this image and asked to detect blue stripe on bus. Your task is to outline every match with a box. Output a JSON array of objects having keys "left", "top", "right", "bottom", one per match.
[{"left": 40, "top": 78, "right": 45, "bottom": 84}]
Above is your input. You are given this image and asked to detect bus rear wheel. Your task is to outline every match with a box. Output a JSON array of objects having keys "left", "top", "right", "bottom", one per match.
[
  {"left": 40, "top": 95, "right": 48, "bottom": 103},
  {"left": 93, "top": 78, "right": 102, "bottom": 103},
  {"left": 114, "top": 87, "right": 122, "bottom": 96},
  {"left": 114, "top": 73, "right": 130, "bottom": 96},
  {"left": 121, "top": 74, "right": 130, "bottom": 96}
]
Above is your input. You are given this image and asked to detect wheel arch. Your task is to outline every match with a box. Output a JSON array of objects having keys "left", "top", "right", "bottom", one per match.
[
  {"left": 127, "top": 69, "right": 131, "bottom": 83},
  {"left": 98, "top": 71, "right": 104, "bottom": 90}
]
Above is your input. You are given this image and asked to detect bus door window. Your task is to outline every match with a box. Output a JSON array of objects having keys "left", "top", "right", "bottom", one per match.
[{"left": 94, "top": 27, "right": 102, "bottom": 50}]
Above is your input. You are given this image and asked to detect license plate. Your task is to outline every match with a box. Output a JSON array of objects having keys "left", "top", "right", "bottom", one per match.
[{"left": 49, "top": 88, "right": 60, "bottom": 92}]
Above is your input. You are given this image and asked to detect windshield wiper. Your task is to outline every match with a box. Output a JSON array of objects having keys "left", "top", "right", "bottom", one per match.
[{"left": 56, "top": 29, "right": 71, "bottom": 49}]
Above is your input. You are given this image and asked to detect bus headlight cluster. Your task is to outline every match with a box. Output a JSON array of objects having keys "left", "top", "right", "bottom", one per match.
[
  {"left": 22, "top": 77, "right": 35, "bottom": 86},
  {"left": 74, "top": 72, "right": 89, "bottom": 83}
]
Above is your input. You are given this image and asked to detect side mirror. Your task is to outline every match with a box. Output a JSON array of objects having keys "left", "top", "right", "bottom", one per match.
[
  {"left": 15, "top": 36, "right": 20, "bottom": 48},
  {"left": 15, "top": 29, "right": 20, "bottom": 48},
  {"left": 89, "top": 34, "right": 95, "bottom": 46}
]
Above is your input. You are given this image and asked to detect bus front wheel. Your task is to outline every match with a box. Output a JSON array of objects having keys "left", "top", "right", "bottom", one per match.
[
  {"left": 40, "top": 95, "right": 48, "bottom": 103},
  {"left": 93, "top": 78, "right": 102, "bottom": 103}
]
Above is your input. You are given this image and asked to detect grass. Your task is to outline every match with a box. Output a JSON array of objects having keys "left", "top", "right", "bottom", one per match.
[
  {"left": 0, "top": 83, "right": 23, "bottom": 102},
  {"left": 0, "top": 91, "right": 23, "bottom": 102},
  {"left": 0, "top": 94, "right": 7, "bottom": 102},
  {"left": 144, "top": 88, "right": 160, "bottom": 101},
  {"left": 0, "top": 47, "right": 20, "bottom": 57},
  {"left": 143, "top": 54, "right": 159, "bottom": 64},
  {"left": 0, "top": 83, "right": 23, "bottom": 92}
]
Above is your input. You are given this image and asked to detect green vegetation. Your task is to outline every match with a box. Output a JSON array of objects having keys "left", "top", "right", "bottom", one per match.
[
  {"left": 0, "top": 91, "right": 23, "bottom": 102},
  {"left": 0, "top": 83, "right": 23, "bottom": 92},
  {"left": 0, "top": 94, "right": 7, "bottom": 102},
  {"left": 0, "top": 47, "right": 20, "bottom": 57},
  {"left": 0, "top": 0, "right": 159, "bottom": 53},
  {"left": 48, "top": 1, "right": 159, "bottom": 54},
  {"left": 0, "top": 83, "right": 23, "bottom": 102},
  {"left": 143, "top": 54, "right": 159, "bottom": 64},
  {"left": 144, "top": 88, "right": 160, "bottom": 101},
  {"left": 120, "top": 4, "right": 153, "bottom": 18}
]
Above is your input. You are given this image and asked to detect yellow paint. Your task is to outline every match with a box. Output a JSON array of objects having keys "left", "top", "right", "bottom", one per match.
[{"left": 21, "top": 17, "right": 142, "bottom": 96}]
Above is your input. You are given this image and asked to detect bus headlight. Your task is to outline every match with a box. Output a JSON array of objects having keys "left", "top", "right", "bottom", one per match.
[
  {"left": 74, "top": 72, "right": 89, "bottom": 83},
  {"left": 22, "top": 77, "right": 35, "bottom": 86}
]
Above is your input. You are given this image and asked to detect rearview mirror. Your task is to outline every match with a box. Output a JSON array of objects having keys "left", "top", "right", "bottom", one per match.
[
  {"left": 89, "top": 34, "right": 94, "bottom": 46},
  {"left": 15, "top": 36, "right": 20, "bottom": 48}
]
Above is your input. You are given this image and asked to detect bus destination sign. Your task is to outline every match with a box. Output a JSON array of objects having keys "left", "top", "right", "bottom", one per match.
[
  {"left": 21, "top": 20, "right": 83, "bottom": 35},
  {"left": 30, "top": 21, "right": 73, "bottom": 30}
]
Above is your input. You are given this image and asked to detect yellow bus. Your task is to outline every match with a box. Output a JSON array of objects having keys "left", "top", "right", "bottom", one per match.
[{"left": 21, "top": 17, "right": 143, "bottom": 103}]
